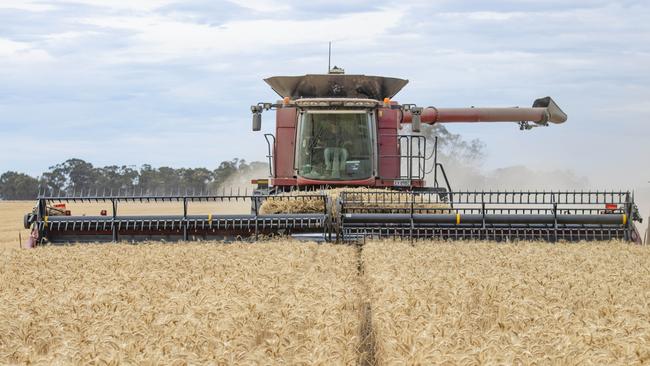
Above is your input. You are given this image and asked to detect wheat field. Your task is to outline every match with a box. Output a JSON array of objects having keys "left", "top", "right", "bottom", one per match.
[
  {"left": 2, "top": 201, "right": 650, "bottom": 364},
  {"left": 0, "top": 242, "right": 362, "bottom": 364},
  {"left": 362, "top": 241, "right": 650, "bottom": 365},
  {"left": 0, "top": 201, "right": 32, "bottom": 249}
]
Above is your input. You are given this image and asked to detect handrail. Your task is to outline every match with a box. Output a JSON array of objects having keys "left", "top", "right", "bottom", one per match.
[
  {"left": 435, "top": 163, "right": 453, "bottom": 202},
  {"left": 264, "top": 133, "right": 276, "bottom": 177}
]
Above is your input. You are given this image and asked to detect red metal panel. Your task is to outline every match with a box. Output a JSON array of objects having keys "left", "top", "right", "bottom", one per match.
[
  {"left": 377, "top": 108, "right": 399, "bottom": 129},
  {"left": 277, "top": 107, "right": 297, "bottom": 128},
  {"left": 271, "top": 178, "right": 297, "bottom": 187},
  {"left": 377, "top": 108, "right": 399, "bottom": 179},
  {"left": 296, "top": 176, "right": 375, "bottom": 187},
  {"left": 275, "top": 108, "right": 297, "bottom": 179}
]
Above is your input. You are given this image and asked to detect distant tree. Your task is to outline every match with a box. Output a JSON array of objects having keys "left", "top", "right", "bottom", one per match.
[
  {"left": 421, "top": 124, "right": 485, "bottom": 164},
  {"left": 64, "top": 159, "right": 98, "bottom": 192},
  {"left": 4, "top": 158, "right": 269, "bottom": 198},
  {"left": 156, "top": 167, "right": 182, "bottom": 193},
  {"left": 180, "top": 168, "right": 213, "bottom": 193},
  {"left": 41, "top": 158, "right": 98, "bottom": 193},
  {"left": 137, "top": 164, "right": 162, "bottom": 193},
  {"left": 0, "top": 171, "right": 39, "bottom": 200},
  {"left": 95, "top": 165, "right": 139, "bottom": 194},
  {"left": 40, "top": 167, "right": 66, "bottom": 193}
]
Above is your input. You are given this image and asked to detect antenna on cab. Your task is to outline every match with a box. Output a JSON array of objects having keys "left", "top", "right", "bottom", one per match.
[{"left": 328, "top": 41, "right": 331, "bottom": 73}]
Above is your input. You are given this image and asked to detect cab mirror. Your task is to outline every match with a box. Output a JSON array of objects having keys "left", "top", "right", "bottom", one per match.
[
  {"left": 412, "top": 112, "right": 421, "bottom": 133},
  {"left": 411, "top": 107, "right": 422, "bottom": 133},
  {"left": 252, "top": 105, "right": 262, "bottom": 131},
  {"left": 252, "top": 113, "right": 262, "bottom": 131}
]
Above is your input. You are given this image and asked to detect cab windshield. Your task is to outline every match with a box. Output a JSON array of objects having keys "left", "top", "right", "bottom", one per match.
[{"left": 296, "top": 112, "right": 372, "bottom": 181}]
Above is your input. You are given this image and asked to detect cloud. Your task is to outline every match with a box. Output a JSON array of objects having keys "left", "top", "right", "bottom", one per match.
[
  {"left": 225, "top": 0, "right": 290, "bottom": 13},
  {"left": 62, "top": 0, "right": 180, "bottom": 11},
  {"left": 76, "top": 7, "right": 404, "bottom": 63},
  {"left": 0, "top": 1, "right": 57, "bottom": 12},
  {"left": 0, "top": 37, "right": 52, "bottom": 63}
]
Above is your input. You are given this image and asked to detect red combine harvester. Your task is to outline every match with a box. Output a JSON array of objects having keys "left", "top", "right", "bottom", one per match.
[{"left": 24, "top": 71, "right": 643, "bottom": 244}]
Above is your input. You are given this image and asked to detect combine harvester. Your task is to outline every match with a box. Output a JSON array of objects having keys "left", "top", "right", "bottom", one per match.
[{"left": 24, "top": 69, "right": 643, "bottom": 244}]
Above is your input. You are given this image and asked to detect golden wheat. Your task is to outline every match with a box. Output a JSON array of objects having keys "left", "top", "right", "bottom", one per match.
[
  {"left": 259, "top": 188, "right": 449, "bottom": 215},
  {"left": 0, "top": 241, "right": 361, "bottom": 364},
  {"left": 0, "top": 201, "right": 32, "bottom": 249},
  {"left": 362, "top": 240, "right": 650, "bottom": 365}
]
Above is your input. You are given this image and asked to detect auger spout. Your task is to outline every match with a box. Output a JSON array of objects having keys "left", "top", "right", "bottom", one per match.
[{"left": 402, "top": 96, "right": 567, "bottom": 125}]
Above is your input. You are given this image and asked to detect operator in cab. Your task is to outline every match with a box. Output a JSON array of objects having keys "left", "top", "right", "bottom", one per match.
[{"left": 322, "top": 123, "right": 349, "bottom": 179}]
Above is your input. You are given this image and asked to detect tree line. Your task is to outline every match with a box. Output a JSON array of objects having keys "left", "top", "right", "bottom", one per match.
[{"left": 0, "top": 158, "right": 268, "bottom": 200}]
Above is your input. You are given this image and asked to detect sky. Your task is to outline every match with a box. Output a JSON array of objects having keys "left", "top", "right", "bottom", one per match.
[{"left": 1, "top": 0, "right": 649, "bottom": 199}]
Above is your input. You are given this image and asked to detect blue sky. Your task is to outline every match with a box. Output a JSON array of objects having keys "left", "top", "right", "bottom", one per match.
[{"left": 1, "top": 0, "right": 649, "bottom": 193}]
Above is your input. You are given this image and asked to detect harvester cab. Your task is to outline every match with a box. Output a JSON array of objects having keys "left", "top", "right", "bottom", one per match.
[{"left": 23, "top": 70, "right": 644, "bottom": 245}]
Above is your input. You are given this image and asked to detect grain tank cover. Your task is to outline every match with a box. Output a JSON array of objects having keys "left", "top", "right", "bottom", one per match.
[{"left": 264, "top": 74, "right": 409, "bottom": 100}]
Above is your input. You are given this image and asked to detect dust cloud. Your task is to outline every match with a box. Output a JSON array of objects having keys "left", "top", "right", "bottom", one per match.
[
  {"left": 437, "top": 163, "right": 590, "bottom": 191},
  {"left": 219, "top": 163, "right": 271, "bottom": 194}
]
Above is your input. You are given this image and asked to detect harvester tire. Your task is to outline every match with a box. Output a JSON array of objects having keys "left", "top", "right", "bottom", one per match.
[{"left": 23, "top": 213, "right": 34, "bottom": 229}]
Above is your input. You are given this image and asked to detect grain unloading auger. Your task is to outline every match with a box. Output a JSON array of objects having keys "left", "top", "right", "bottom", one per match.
[{"left": 23, "top": 70, "right": 643, "bottom": 245}]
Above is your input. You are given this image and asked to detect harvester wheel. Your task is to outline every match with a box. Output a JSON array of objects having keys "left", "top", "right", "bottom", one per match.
[{"left": 23, "top": 213, "right": 34, "bottom": 229}]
